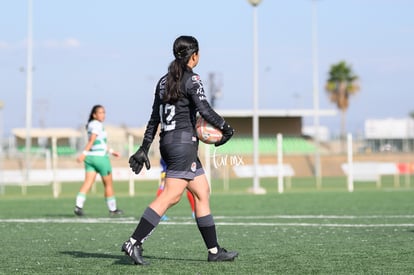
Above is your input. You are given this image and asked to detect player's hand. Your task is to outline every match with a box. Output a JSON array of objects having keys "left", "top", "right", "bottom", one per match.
[
  {"left": 76, "top": 154, "right": 85, "bottom": 163},
  {"left": 112, "top": 151, "right": 121, "bottom": 158},
  {"left": 215, "top": 123, "right": 234, "bottom": 147},
  {"left": 129, "top": 146, "right": 151, "bottom": 174}
]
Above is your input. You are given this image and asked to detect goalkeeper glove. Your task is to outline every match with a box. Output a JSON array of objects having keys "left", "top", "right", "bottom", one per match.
[
  {"left": 129, "top": 142, "right": 151, "bottom": 174},
  {"left": 215, "top": 122, "right": 234, "bottom": 147}
]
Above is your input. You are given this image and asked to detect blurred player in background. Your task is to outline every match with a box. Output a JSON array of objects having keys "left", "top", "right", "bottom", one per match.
[
  {"left": 157, "top": 158, "right": 195, "bottom": 221},
  {"left": 74, "top": 104, "right": 123, "bottom": 217}
]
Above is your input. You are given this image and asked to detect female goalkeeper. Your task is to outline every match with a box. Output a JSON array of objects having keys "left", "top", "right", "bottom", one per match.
[{"left": 121, "top": 35, "right": 237, "bottom": 265}]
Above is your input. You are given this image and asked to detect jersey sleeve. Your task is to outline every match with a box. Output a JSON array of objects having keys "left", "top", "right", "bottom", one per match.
[
  {"left": 186, "top": 73, "right": 225, "bottom": 129},
  {"left": 88, "top": 120, "right": 102, "bottom": 135},
  {"left": 142, "top": 84, "right": 162, "bottom": 148}
]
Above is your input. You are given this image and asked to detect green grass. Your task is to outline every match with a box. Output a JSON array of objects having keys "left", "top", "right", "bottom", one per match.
[{"left": 1, "top": 177, "right": 414, "bottom": 274}]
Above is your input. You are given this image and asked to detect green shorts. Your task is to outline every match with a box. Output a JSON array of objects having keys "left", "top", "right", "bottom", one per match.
[{"left": 84, "top": 155, "right": 112, "bottom": 176}]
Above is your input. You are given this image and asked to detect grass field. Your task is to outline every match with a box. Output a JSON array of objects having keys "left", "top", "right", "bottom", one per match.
[{"left": 1, "top": 177, "right": 414, "bottom": 274}]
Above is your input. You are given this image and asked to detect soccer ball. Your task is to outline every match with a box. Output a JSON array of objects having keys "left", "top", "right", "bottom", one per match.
[{"left": 195, "top": 116, "right": 223, "bottom": 144}]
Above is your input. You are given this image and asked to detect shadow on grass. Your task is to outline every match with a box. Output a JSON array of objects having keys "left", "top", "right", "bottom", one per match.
[{"left": 60, "top": 250, "right": 204, "bottom": 265}]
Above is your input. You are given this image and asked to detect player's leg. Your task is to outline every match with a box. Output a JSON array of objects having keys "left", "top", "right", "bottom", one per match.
[
  {"left": 186, "top": 189, "right": 196, "bottom": 218},
  {"left": 156, "top": 186, "right": 163, "bottom": 197},
  {"left": 122, "top": 143, "right": 191, "bottom": 265},
  {"left": 101, "top": 173, "right": 122, "bottom": 215},
  {"left": 157, "top": 188, "right": 169, "bottom": 221},
  {"left": 74, "top": 171, "right": 97, "bottom": 216},
  {"left": 188, "top": 172, "right": 238, "bottom": 262},
  {"left": 150, "top": 177, "right": 187, "bottom": 215},
  {"left": 157, "top": 171, "right": 169, "bottom": 221},
  {"left": 99, "top": 156, "right": 122, "bottom": 216},
  {"left": 122, "top": 177, "right": 187, "bottom": 265}
]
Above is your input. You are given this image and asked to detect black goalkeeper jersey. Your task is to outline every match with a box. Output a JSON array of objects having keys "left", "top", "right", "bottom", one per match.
[{"left": 142, "top": 67, "right": 225, "bottom": 146}]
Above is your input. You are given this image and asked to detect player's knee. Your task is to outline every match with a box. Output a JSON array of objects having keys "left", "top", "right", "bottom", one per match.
[{"left": 171, "top": 194, "right": 182, "bottom": 206}]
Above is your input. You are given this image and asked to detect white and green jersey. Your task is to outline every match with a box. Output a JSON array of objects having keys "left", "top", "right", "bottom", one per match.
[{"left": 85, "top": 120, "right": 108, "bottom": 156}]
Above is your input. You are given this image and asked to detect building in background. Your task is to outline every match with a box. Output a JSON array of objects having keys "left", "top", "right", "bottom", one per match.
[{"left": 364, "top": 118, "right": 414, "bottom": 152}]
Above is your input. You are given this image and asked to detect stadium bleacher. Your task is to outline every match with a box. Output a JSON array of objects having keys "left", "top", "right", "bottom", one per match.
[
  {"left": 214, "top": 137, "right": 316, "bottom": 155},
  {"left": 18, "top": 146, "right": 77, "bottom": 156}
]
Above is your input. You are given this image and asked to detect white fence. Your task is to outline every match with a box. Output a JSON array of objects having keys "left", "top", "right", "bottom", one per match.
[
  {"left": 341, "top": 162, "right": 404, "bottom": 188},
  {"left": 3, "top": 133, "right": 412, "bottom": 196},
  {"left": 1, "top": 167, "right": 161, "bottom": 184},
  {"left": 0, "top": 167, "right": 161, "bottom": 198},
  {"left": 232, "top": 164, "right": 295, "bottom": 178}
]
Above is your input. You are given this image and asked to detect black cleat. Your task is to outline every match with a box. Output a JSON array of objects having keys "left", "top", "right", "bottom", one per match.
[
  {"left": 74, "top": 206, "right": 84, "bottom": 216},
  {"left": 208, "top": 247, "right": 239, "bottom": 262},
  {"left": 121, "top": 240, "right": 148, "bottom": 265},
  {"left": 109, "top": 209, "right": 123, "bottom": 216}
]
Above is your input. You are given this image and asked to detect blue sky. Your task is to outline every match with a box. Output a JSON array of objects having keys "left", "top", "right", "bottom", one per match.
[{"left": 1, "top": 0, "right": 413, "bottom": 137}]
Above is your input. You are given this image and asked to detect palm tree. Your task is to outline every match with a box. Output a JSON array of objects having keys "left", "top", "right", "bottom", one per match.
[{"left": 325, "top": 61, "right": 360, "bottom": 147}]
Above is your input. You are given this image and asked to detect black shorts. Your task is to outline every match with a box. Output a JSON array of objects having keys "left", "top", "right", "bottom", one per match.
[{"left": 160, "top": 143, "right": 204, "bottom": 180}]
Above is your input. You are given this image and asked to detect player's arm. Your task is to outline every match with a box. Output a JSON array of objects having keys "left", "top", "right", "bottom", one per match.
[
  {"left": 186, "top": 74, "right": 234, "bottom": 146},
  {"left": 142, "top": 94, "right": 161, "bottom": 150},
  {"left": 186, "top": 74, "right": 225, "bottom": 129},
  {"left": 107, "top": 147, "right": 120, "bottom": 158},
  {"left": 77, "top": 133, "right": 97, "bottom": 163},
  {"left": 129, "top": 85, "right": 161, "bottom": 174}
]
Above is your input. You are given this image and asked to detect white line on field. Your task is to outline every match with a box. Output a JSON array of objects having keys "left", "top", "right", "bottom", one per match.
[
  {"left": 213, "top": 215, "right": 414, "bottom": 219},
  {"left": 1, "top": 216, "right": 414, "bottom": 227}
]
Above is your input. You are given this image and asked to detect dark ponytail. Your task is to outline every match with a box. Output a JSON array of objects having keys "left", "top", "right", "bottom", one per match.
[
  {"left": 85, "top": 104, "right": 103, "bottom": 129},
  {"left": 164, "top": 36, "right": 199, "bottom": 103}
]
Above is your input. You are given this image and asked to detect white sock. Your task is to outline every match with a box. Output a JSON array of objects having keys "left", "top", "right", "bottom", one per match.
[
  {"left": 106, "top": 196, "right": 117, "bottom": 211},
  {"left": 75, "top": 193, "right": 86, "bottom": 208},
  {"left": 209, "top": 247, "right": 218, "bottom": 254}
]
